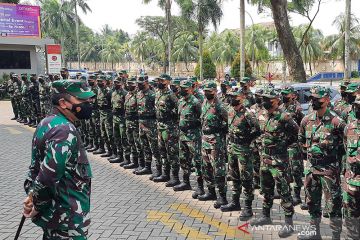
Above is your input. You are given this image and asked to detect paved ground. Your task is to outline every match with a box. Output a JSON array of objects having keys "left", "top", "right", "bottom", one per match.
[{"left": 0, "top": 100, "right": 346, "bottom": 240}]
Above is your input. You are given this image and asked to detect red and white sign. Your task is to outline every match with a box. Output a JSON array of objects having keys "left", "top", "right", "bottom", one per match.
[{"left": 46, "top": 44, "right": 62, "bottom": 74}]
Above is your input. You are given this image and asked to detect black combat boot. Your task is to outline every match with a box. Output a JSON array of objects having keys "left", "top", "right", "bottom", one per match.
[
  {"left": 136, "top": 161, "right": 152, "bottom": 175},
  {"left": 93, "top": 146, "right": 106, "bottom": 155},
  {"left": 120, "top": 155, "right": 131, "bottom": 167},
  {"left": 154, "top": 167, "right": 170, "bottom": 182},
  {"left": 85, "top": 139, "right": 94, "bottom": 150},
  {"left": 173, "top": 174, "right": 192, "bottom": 191},
  {"left": 19, "top": 118, "right": 26, "bottom": 123},
  {"left": 149, "top": 165, "right": 162, "bottom": 180},
  {"left": 108, "top": 148, "right": 118, "bottom": 161},
  {"left": 88, "top": 140, "right": 99, "bottom": 152},
  {"left": 250, "top": 208, "right": 272, "bottom": 226},
  {"left": 11, "top": 115, "right": 17, "bottom": 120},
  {"left": 109, "top": 153, "right": 124, "bottom": 163},
  {"left": 83, "top": 138, "right": 89, "bottom": 149},
  {"left": 165, "top": 168, "right": 180, "bottom": 187},
  {"left": 134, "top": 157, "right": 145, "bottom": 174},
  {"left": 100, "top": 149, "right": 112, "bottom": 158},
  {"left": 297, "top": 219, "right": 322, "bottom": 240},
  {"left": 221, "top": 194, "right": 241, "bottom": 212},
  {"left": 278, "top": 216, "right": 294, "bottom": 238},
  {"left": 124, "top": 155, "right": 139, "bottom": 169},
  {"left": 300, "top": 202, "right": 309, "bottom": 210},
  {"left": 198, "top": 187, "right": 217, "bottom": 201},
  {"left": 23, "top": 118, "right": 30, "bottom": 125},
  {"left": 213, "top": 188, "right": 228, "bottom": 209},
  {"left": 253, "top": 176, "right": 260, "bottom": 189},
  {"left": 192, "top": 177, "right": 205, "bottom": 199},
  {"left": 239, "top": 201, "right": 253, "bottom": 221},
  {"left": 292, "top": 188, "right": 302, "bottom": 206}
]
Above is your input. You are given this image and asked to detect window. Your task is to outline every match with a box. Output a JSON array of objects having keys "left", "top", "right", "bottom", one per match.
[{"left": 0, "top": 50, "right": 31, "bottom": 69}]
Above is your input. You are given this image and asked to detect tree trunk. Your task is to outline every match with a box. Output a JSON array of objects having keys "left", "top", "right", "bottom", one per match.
[
  {"left": 269, "top": 0, "right": 306, "bottom": 82},
  {"left": 240, "top": 0, "right": 246, "bottom": 79},
  {"left": 199, "top": 29, "right": 204, "bottom": 81},
  {"left": 309, "top": 50, "right": 313, "bottom": 76},
  {"left": 344, "top": 0, "right": 351, "bottom": 80},
  {"left": 75, "top": 2, "right": 81, "bottom": 69},
  {"left": 166, "top": 0, "right": 172, "bottom": 75}
]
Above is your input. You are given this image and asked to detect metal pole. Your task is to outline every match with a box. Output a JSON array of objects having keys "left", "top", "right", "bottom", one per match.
[
  {"left": 240, "top": 0, "right": 245, "bottom": 80},
  {"left": 245, "top": 11, "right": 255, "bottom": 71},
  {"left": 344, "top": 0, "right": 351, "bottom": 80}
]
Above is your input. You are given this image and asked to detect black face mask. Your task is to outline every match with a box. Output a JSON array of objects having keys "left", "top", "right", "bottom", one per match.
[
  {"left": 180, "top": 89, "right": 188, "bottom": 97},
  {"left": 127, "top": 85, "right": 136, "bottom": 91},
  {"left": 341, "top": 91, "right": 347, "bottom": 99},
  {"left": 158, "top": 83, "right": 166, "bottom": 90},
  {"left": 205, "top": 92, "right": 215, "bottom": 100},
  {"left": 263, "top": 99, "right": 273, "bottom": 110},
  {"left": 311, "top": 99, "right": 324, "bottom": 110},
  {"left": 61, "top": 74, "right": 67, "bottom": 79},
  {"left": 39, "top": 79, "right": 44, "bottom": 84},
  {"left": 354, "top": 106, "right": 360, "bottom": 119},
  {"left": 97, "top": 83, "right": 104, "bottom": 88},
  {"left": 115, "top": 84, "right": 121, "bottom": 90},
  {"left": 241, "top": 83, "right": 248, "bottom": 91},
  {"left": 221, "top": 86, "right": 227, "bottom": 94},
  {"left": 170, "top": 85, "right": 178, "bottom": 93},
  {"left": 71, "top": 102, "right": 93, "bottom": 120},
  {"left": 347, "top": 94, "right": 356, "bottom": 104},
  {"left": 88, "top": 81, "right": 95, "bottom": 86},
  {"left": 138, "top": 83, "right": 145, "bottom": 91},
  {"left": 282, "top": 96, "right": 291, "bottom": 104},
  {"left": 231, "top": 99, "right": 240, "bottom": 106},
  {"left": 255, "top": 97, "right": 262, "bottom": 105}
]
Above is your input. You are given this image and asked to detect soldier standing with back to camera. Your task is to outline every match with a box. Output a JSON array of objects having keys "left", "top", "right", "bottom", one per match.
[
  {"left": 7, "top": 73, "right": 19, "bottom": 120},
  {"left": 250, "top": 87, "right": 298, "bottom": 238},
  {"left": 297, "top": 86, "right": 345, "bottom": 240},
  {"left": 38, "top": 75, "right": 51, "bottom": 119}
]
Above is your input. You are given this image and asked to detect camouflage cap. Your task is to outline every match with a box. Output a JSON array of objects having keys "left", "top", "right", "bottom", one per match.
[
  {"left": 76, "top": 72, "right": 82, "bottom": 76},
  {"left": 158, "top": 73, "right": 172, "bottom": 81},
  {"left": 221, "top": 80, "right": 231, "bottom": 86},
  {"left": 60, "top": 67, "right": 68, "bottom": 72},
  {"left": 105, "top": 75, "right": 113, "bottom": 81},
  {"left": 12, "top": 73, "right": 19, "bottom": 78},
  {"left": 172, "top": 78, "right": 181, "bottom": 86},
  {"left": 345, "top": 82, "right": 360, "bottom": 93},
  {"left": 52, "top": 80, "right": 95, "bottom": 99},
  {"left": 188, "top": 76, "right": 198, "bottom": 82},
  {"left": 310, "top": 86, "right": 331, "bottom": 98},
  {"left": 240, "top": 77, "right": 251, "bottom": 83},
  {"left": 137, "top": 74, "right": 148, "bottom": 82},
  {"left": 340, "top": 80, "right": 351, "bottom": 87},
  {"left": 203, "top": 81, "right": 217, "bottom": 91},
  {"left": 229, "top": 90, "right": 246, "bottom": 97},
  {"left": 281, "top": 85, "right": 295, "bottom": 95},
  {"left": 88, "top": 74, "right": 96, "bottom": 80},
  {"left": 121, "top": 70, "right": 127, "bottom": 74},
  {"left": 262, "top": 87, "right": 280, "bottom": 99},
  {"left": 114, "top": 77, "right": 121, "bottom": 83},
  {"left": 127, "top": 76, "right": 137, "bottom": 83},
  {"left": 80, "top": 76, "right": 87, "bottom": 81},
  {"left": 21, "top": 73, "right": 27, "bottom": 77},
  {"left": 180, "top": 80, "right": 193, "bottom": 88},
  {"left": 97, "top": 75, "right": 106, "bottom": 81}
]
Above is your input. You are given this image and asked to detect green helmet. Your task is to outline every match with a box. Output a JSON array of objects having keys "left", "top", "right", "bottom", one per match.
[
  {"left": 158, "top": 73, "right": 172, "bottom": 81},
  {"left": 281, "top": 85, "right": 295, "bottom": 95},
  {"left": 127, "top": 76, "right": 137, "bottom": 83},
  {"left": 203, "top": 81, "right": 217, "bottom": 91},
  {"left": 180, "top": 80, "right": 193, "bottom": 88},
  {"left": 240, "top": 77, "right": 251, "bottom": 84},
  {"left": 345, "top": 83, "right": 360, "bottom": 93},
  {"left": 52, "top": 80, "right": 95, "bottom": 99},
  {"left": 97, "top": 75, "right": 106, "bottom": 81}
]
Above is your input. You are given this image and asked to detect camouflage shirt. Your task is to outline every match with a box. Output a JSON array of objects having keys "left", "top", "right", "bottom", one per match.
[
  {"left": 155, "top": 88, "right": 178, "bottom": 129},
  {"left": 97, "top": 86, "right": 112, "bottom": 110},
  {"left": 29, "top": 80, "right": 40, "bottom": 100},
  {"left": 243, "top": 90, "right": 255, "bottom": 108},
  {"left": 125, "top": 90, "right": 138, "bottom": 118},
  {"left": 24, "top": 108, "right": 92, "bottom": 230},
  {"left": 344, "top": 119, "right": 360, "bottom": 187},
  {"left": 111, "top": 88, "right": 127, "bottom": 115},
  {"left": 178, "top": 94, "right": 201, "bottom": 140},
  {"left": 298, "top": 108, "right": 345, "bottom": 175},
  {"left": 39, "top": 81, "right": 51, "bottom": 100},
  {"left": 194, "top": 88, "right": 204, "bottom": 104},
  {"left": 334, "top": 98, "right": 349, "bottom": 118},
  {"left": 137, "top": 88, "right": 156, "bottom": 119},
  {"left": 280, "top": 100, "right": 304, "bottom": 125}
]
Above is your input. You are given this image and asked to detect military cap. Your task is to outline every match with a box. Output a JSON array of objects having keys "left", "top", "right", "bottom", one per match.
[
  {"left": 188, "top": 76, "right": 198, "bottom": 82},
  {"left": 203, "top": 81, "right": 217, "bottom": 91},
  {"left": 76, "top": 72, "right": 82, "bottom": 76},
  {"left": 105, "top": 75, "right": 113, "bottom": 81},
  {"left": 60, "top": 67, "right": 68, "bottom": 72},
  {"left": 281, "top": 85, "right": 295, "bottom": 95},
  {"left": 310, "top": 86, "right": 331, "bottom": 98},
  {"left": 80, "top": 76, "right": 87, "bottom": 81},
  {"left": 70, "top": 75, "right": 77, "bottom": 80},
  {"left": 12, "top": 73, "right": 18, "bottom": 78},
  {"left": 262, "top": 86, "right": 280, "bottom": 98},
  {"left": 353, "top": 95, "right": 360, "bottom": 105},
  {"left": 38, "top": 75, "right": 45, "bottom": 80},
  {"left": 97, "top": 75, "right": 106, "bottom": 81},
  {"left": 240, "top": 77, "right": 251, "bottom": 83},
  {"left": 180, "top": 80, "right": 193, "bottom": 88},
  {"left": 88, "top": 74, "right": 96, "bottom": 80},
  {"left": 52, "top": 80, "right": 95, "bottom": 99},
  {"left": 345, "top": 82, "right": 360, "bottom": 93},
  {"left": 114, "top": 77, "right": 121, "bottom": 83},
  {"left": 340, "top": 80, "right": 351, "bottom": 87},
  {"left": 158, "top": 74, "right": 172, "bottom": 81},
  {"left": 172, "top": 78, "right": 181, "bottom": 86},
  {"left": 21, "top": 73, "right": 27, "bottom": 77},
  {"left": 229, "top": 90, "right": 246, "bottom": 97},
  {"left": 221, "top": 80, "right": 231, "bottom": 86},
  {"left": 121, "top": 70, "right": 127, "bottom": 74},
  {"left": 137, "top": 74, "right": 148, "bottom": 82},
  {"left": 127, "top": 76, "right": 137, "bottom": 83}
]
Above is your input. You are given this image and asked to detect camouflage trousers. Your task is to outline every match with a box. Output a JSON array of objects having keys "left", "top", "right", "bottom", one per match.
[
  {"left": 288, "top": 145, "right": 304, "bottom": 192},
  {"left": 342, "top": 181, "right": 360, "bottom": 239},
  {"left": 88, "top": 110, "right": 102, "bottom": 148},
  {"left": 139, "top": 119, "right": 161, "bottom": 165},
  {"left": 21, "top": 97, "right": 31, "bottom": 119},
  {"left": 227, "top": 143, "right": 254, "bottom": 202},
  {"left": 30, "top": 98, "right": 41, "bottom": 122},
  {"left": 10, "top": 97, "right": 19, "bottom": 118},
  {"left": 201, "top": 133, "right": 227, "bottom": 191},
  {"left": 15, "top": 97, "right": 23, "bottom": 119},
  {"left": 113, "top": 114, "right": 130, "bottom": 158},
  {"left": 125, "top": 119, "right": 143, "bottom": 160},
  {"left": 79, "top": 120, "right": 89, "bottom": 143},
  {"left": 260, "top": 163, "right": 294, "bottom": 216},
  {"left": 42, "top": 226, "right": 88, "bottom": 240},
  {"left": 179, "top": 129, "right": 201, "bottom": 177},
  {"left": 99, "top": 110, "right": 114, "bottom": 151},
  {"left": 251, "top": 140, "right": 261, "bottom": 183},
  {"left": 40, "top": 98, "right": 51, "bottom": 118},
  {"left": 158, "top": 123, "right": 179, "bottom": 172}
]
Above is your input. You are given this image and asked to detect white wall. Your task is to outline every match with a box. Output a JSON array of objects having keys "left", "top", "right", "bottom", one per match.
[{"left": 0, "top": 44, "right": 38, "bottom": 75}]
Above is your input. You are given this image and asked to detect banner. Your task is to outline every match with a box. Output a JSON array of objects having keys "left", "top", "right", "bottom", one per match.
[
  {"left": 0, "top": 3, "right": 41, "bottom": 38},
  {"left": 46, "top": 45, "right": 62, "bottom": 74}
]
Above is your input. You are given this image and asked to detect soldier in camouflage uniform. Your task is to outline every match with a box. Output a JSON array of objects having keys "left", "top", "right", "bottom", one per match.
[
  {"left": 23, "top": 80, "right": 94, "bottom": 239},
  {"left": 7, "top": 73, "right": 19, "bottom": 120},
  {"left": 153, "top": 74, "right": 180, "bottom": 187},
  {"left": 109, "top": 77, "right": 130, "bottom": 164},
  {"left": 136, "top": 75, "right": 161, "bottom": 176},
  {"left": 333, "top": 80, "right": 351, "bottom": 117},
  {"left": 219, "top": 80, "right": 232, "bottom": 107},
  {"left": 93, "top": 75, "right": 114, "bottom": 157},
  {"left": 297, "top": 86, "right": 345, "bottom": 240},
  {"left": 190, "top": 77, "right": 205, "bottom": 104},
  {"left": 340, "top": 83, "right": 360, "bottom": 123},
  {"left": 122, "top": 77, "right": 143, "bottom": 169},
  {"left": 220, "top": 90, "right": 261, "bottom": 219},
  {"left": 280, "top": 86, "right": 305, "bottom": 205},
  {"left": 343, "top": 95, "right": 360, "bottom": 240},
  {"left": 29, "top": 74, "right": 41, "bottom": 127},
  {"left": 197, "top": 81, "right": 228, "bottom": 209},
  {"left": 175, "top": 80, "right": 202, "bottom": 192},
  {"left": 170, "top": 78, "right": 181, "bottom": 99},
  {"left": 38, "top": 75, "right": 51, "bottom": 119},
  {"left": 20, "top": 73, "right": 31, "bottom": 125},
  {"left": 240, "top": 77, "right": 255, "bottom": 108},
  {"left": 250, "top": 87, "right": 298, "bottom": 239}
]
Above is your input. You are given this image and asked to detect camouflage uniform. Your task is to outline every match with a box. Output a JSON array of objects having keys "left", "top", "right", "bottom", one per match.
[
  {"left": 333, "top": 80, "right": 351, "bottom": 118},
  {"left": 240, "top": 77, "right": 255, "bottom": 108},
  {"left": 7, "top": 76, "right": 19, "bottom": 119},
  {"left": 298, "top": 86, "right": 345, "bottom": 239},
  {"left": 343, "top": 97, "right": 360, "bottom": 239},
  {"left": 280, "top": 86, "right": 305, "bottom": 204},
  {"left": 29, "top": 75, "right": 41, "bottom": 125},
  {"left": 24, "top": 80, "right": 94, "bottom": 239},
  {"left": 155, "top": 74, "right": 180, "bottom": 183},
  {"left": 200, "top": 81, "right": 228, "bottom": 206},
  {"left": 88, "top": 80, "right": 103, "bottom": 153},
  {"left": 111, "top": 79, "right": 130, "bottom": 162},
  {"left": 177, "top": 80, "right": 202, "bottom": 190},
  {"left": 38, "top": 77, "right": 51, "bottom": 118},
  {"left": 20, "top": 74, "right": 31, "bottom": 123}
]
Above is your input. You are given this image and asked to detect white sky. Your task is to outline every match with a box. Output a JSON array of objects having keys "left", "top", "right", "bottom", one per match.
[{"left": 27, "top": 0, "right": 360, "bottom": 37}]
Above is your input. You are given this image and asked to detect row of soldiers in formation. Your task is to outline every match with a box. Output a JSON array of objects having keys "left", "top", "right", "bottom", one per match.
[{"left": 6, "top": 71, "right": 360, "bottom": 239}]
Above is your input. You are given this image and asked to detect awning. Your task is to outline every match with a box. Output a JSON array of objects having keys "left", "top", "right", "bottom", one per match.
[{"left": 0, "top": 37, "right": 54, "bottom": 46}]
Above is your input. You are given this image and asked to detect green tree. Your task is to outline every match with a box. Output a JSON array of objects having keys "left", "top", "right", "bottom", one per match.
[
  {"left": 206, "top": 30, "right": 239, "bottom": 66},
  {"left": 176, "top": 0, "right": 223, "bottom": 81},
  {"left": 172, "top": 32, "right": 198, "bottom": 72},
  {"left": 231, "top": 52, "right": 252, "bottom": 78},
  {"left": 195, "top": 51, "right": 216, "bottom": 79},
  {"left": 2, "top": 0, "right": 20, "bottom": 3},
  {"left": 99, "top": 36, "right": 124, "bottom": 70},
  {"left": 245, "top": 25, "right": 271, "bottom": 69}
]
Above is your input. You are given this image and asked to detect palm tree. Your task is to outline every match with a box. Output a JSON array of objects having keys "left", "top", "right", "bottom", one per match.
[
  {"left": 68, "top": 0, "right": 92, "bottom": 69},
  {"left": 99, "top": 36, "right": 123, "bottom": 70},
  {"left": 176, "top": 0, "right": 223, "bottom": 81},
  {"left": 345, "top": 0, "right": 351, "bottom": 79},
  {"left": 40, "top": 0, "right": 76, "bottom": 64},
  {"left": 81, "top": 33, "right": 102, "bottom": 69},
  {"left": 173, "top": 32, "right": 198, "bottom": 72},
  {"left": 131, "top": 32, "right": 150, "bottom": 72},
  {"left": 206, "top": 30, "right": 238, "bottom": 66},
  {"left": 293, "top": 24, "right": 323, "bottom": 76}
]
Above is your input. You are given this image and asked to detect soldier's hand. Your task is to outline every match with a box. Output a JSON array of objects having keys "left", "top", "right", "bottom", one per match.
[
  {"left": 23, "top": 207, "right": 38, "bottom": 218},
  {"left": 23, "top": 196, "right": 33, "bottom": 216}
]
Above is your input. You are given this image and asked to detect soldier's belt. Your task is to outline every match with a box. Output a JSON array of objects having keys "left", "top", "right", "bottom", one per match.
[{"left": 138, "top": 115, "right": 156, "bottom": 120}]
